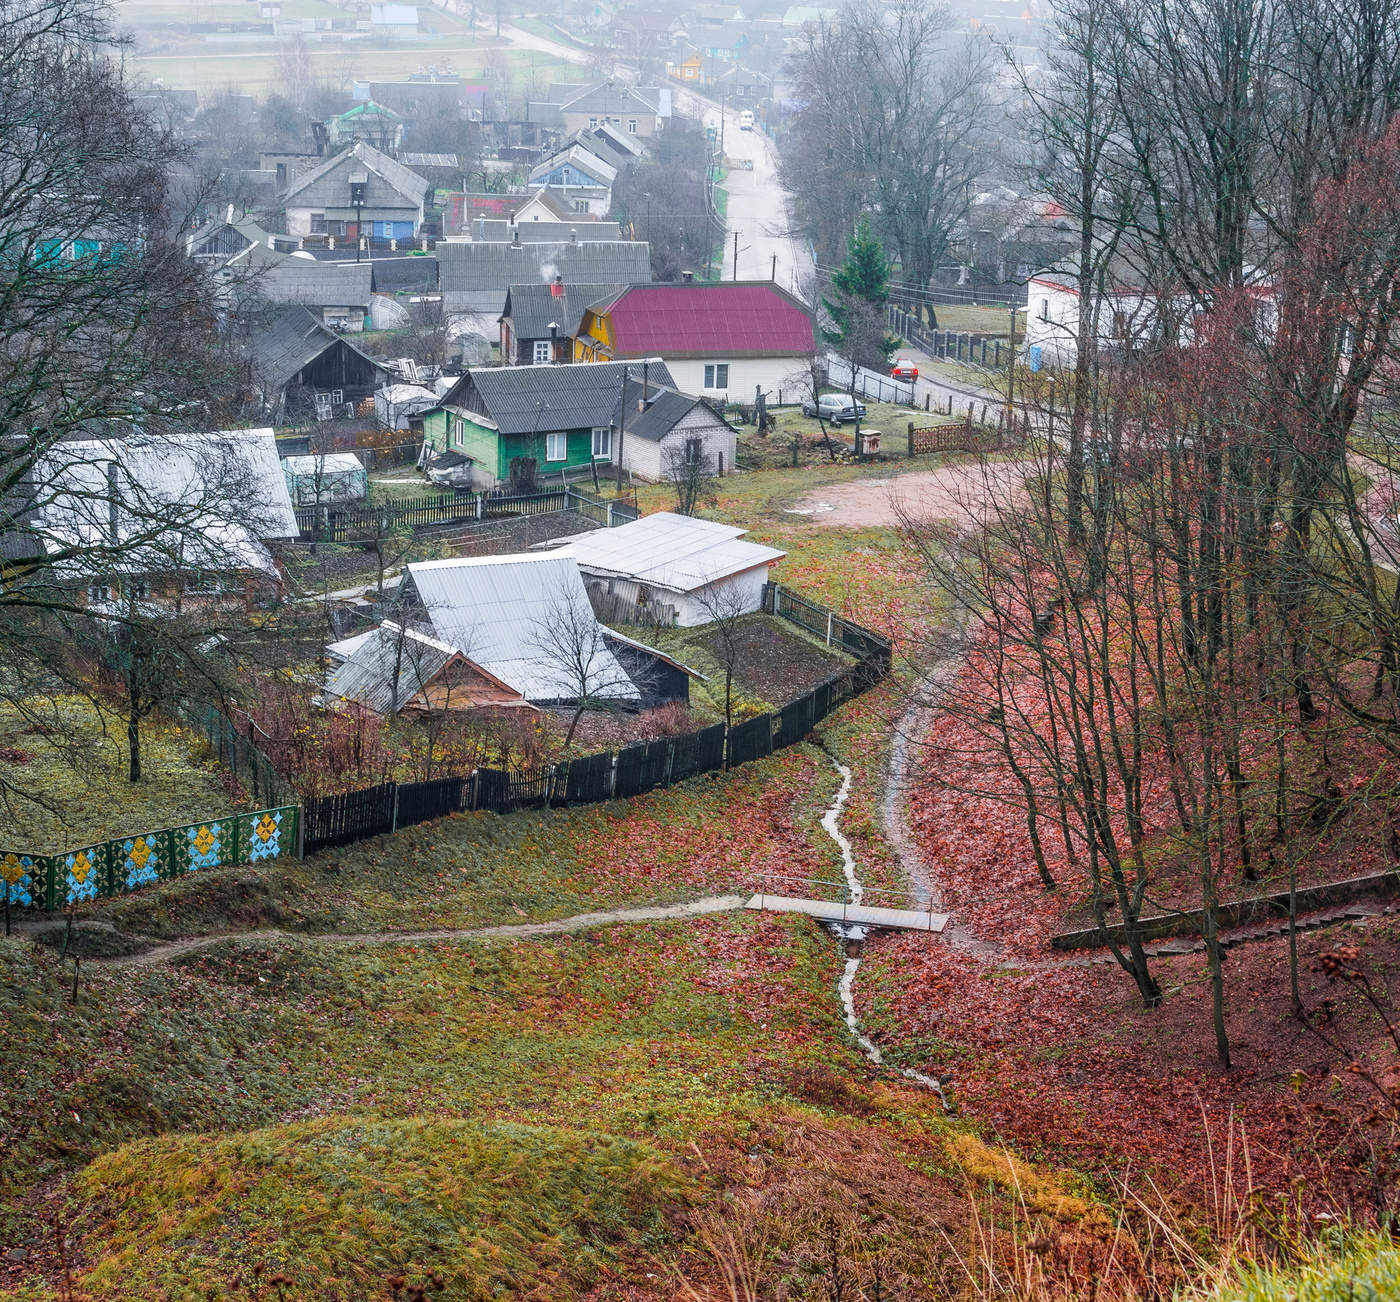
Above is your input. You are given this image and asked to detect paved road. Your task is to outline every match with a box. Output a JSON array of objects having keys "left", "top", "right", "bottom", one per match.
[{"left": 671, "top": 86, "right": 815, "bottom": 296}]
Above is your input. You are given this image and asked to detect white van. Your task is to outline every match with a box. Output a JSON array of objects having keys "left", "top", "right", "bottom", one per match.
[{"left": 739, "top": 109, "right": 755, "bottom": 131}]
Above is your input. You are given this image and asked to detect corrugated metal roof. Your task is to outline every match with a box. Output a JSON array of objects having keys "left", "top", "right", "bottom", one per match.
[
  {"left": 326, "top": 629, "right": 375, "bottom": 664},
  {"left": 559, "top": 82, "right": 662, "bottom": 116},
  {"left": 325, "top": 621, "right": 456, "bottom": 713},
  {"left": 405, "top": 551, "right": 639, "bottom": 703},
  {"left": 35, "top": 428, "right": 298, "bottom": 578},
  {"left": 438, "top": 359, "right": 676, "bottom": 436},
  {"left": 557, "top": 512, "right": 785, "bottom": 594},
  {"left": 369, "top": 255, "right": 439, "bottom": 292},
  {"left": 530, "top": 144, "right": 618, "bottom": 187},
  {"left": 282, "top": 452, "right": 366, "bottom": 476},
  {"left": 595, "top": 282, "right": 816, "bottom": 358}
]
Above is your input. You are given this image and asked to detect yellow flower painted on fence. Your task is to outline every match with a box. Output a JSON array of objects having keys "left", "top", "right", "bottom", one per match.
[
  {"left": 69, "top": 851, "right": 93, "bottom": 884},
  {"left": 254, "top": 814, "right": 277, "bottom": 843},
  {"left": 1, "top": 853, "right": 26, "bottom": 887},
  {"left": 192, "top": 825, "right": 216, "bottom": 857},
  {"left": 128, "top": 838, "right": 152, "bottom": 871}
]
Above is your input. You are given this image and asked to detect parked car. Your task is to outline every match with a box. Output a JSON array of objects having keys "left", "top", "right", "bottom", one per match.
[
  {"left": 891, "top": 359, "right": 919, "bottom": 380},
  {"left": 802, "top": 393, "right": 867, "bottom": 424}
]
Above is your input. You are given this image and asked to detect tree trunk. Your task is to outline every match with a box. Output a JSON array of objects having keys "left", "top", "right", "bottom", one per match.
[{"left": 127, "top": 689, "right": 142, "bottom": 782}]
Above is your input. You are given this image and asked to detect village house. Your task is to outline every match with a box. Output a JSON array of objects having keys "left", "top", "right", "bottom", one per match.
[
  {"left": 528, "top": 145, "right": 619, "bottom": 217},
  {"left": 392, "top": 551, "right": 695, "bottom": 709},
  {"left": 27, "top": 429, "right": 299, "bottom": 611},
  {"left": 281, "top": 143, "right": 430, "bottom": 242},
  {"left": 421, "top": 359, "right": 734, "bottom": 488},
  {"left": 325, "top": 100, "right": 404, "bottom": 153},
  {"left": 499, "top": 279, "right": 625, "bottom": 364},
  {"left": 251, "top": 305, "right": 390, "bottom": 421},
  {"left": 555, "top": 511, "right": 783, "bottom": 629},
  {"left": 241, "top": 254, "right": 376, "bottom": 332},
  {"left": 324, "top": 620, "right": 536, "bottom": 716},
  {"left": 557, "top": 81, "right": 669, "bottom": 138},
  {"left": 573, "top": 281, "right": 816, "bottom": 401}
]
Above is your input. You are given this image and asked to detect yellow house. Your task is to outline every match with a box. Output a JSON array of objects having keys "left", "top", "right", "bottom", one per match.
[{"left": 668, "top": 56, "right": 704, "bottom": 82}]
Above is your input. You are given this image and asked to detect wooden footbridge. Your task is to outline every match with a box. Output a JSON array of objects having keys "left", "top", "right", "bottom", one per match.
[{"left": 745, "top": 877, "right": 947, "bottom": 933}]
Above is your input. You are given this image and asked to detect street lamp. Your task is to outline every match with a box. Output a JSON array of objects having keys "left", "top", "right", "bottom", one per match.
[{"left": 349, "top": 171, "right": 368, "bottom": 264}]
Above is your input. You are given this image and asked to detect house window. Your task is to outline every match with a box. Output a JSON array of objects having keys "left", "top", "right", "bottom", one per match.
[
  {"left": 453, "top": 416, "right": 465, "bottom": 447},
  {"left": 130, "top": 580, "right": 150, "bottom": 600},
  {"left": 684, "top": 437, "right": 703, "bottom": 464},
  {"left": 1038, "top": 298, "right": 1050, "bottom": 321},
  {"left": 589, "top": 116, "right": 598, "bottom": 128},
  {"left": 310, "top": 212, "right": 327, "bottom": 233},
  {"left": 628, "top": 118, "right": 638, "bottom": 133},
  {"left": 573, "top": 200, "right": 589, "bottom": 213},
  {"left": 703, "top": 363, "right": 730, "bottom": 388},
  {"left": 546, "top": 431, "right": 568, "bottom": 462},
  {"left": 87, "top": 580, "right": 111, "bottom": 604},
  {"left": 533, "top": 339, "right": 553, "bottom": 363},
  {"left": 591, "top": 426, "right": 612, "bottom": 460},
  {"left": 189, "top": 571, "right": 223, "bottom": 595}
]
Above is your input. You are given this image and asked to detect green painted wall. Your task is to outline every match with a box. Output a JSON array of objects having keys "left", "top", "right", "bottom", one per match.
[{"left": 426, "top": 409, "right": 608, "bottom": 483}]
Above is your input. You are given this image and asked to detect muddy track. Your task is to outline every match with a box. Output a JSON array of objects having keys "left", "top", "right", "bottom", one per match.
[{"left": 42, "top": 895, "right": 749, "bottom": 969}]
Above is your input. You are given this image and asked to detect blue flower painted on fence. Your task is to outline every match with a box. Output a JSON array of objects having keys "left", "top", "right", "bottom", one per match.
[
  {"left": 247, "top": 810, "right": 282, "bottom": 862},
  {"left": 64, "top": 848, "right": 99, "bottom": 904},
  {"left": 0, "top": 852, "right": 39, "bottom": 909},
  {"left": 187, "top": 822, "right": 223, "bottom": 871},
  {"left": 122, "top": 835, "right": 161, "bottom": 890}
]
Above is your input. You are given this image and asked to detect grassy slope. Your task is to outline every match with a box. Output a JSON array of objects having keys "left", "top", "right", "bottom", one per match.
[{"left": 0, "top": 697, "right": 246, "bottom": 850}]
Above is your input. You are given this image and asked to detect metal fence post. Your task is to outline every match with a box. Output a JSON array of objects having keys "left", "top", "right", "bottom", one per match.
[
  {"left": 390, "top": 783, "right": 400, "bottom": 833},
  {"left": 296, "top": 804, "right": 306, "bottom": 860}
]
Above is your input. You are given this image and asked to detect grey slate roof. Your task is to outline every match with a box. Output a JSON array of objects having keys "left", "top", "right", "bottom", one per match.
[
  {"left": 475, "top": 219, "right": 622, "bottom": 243},
  {"left": 530, "top": 144, "right": 618, "bottom": 187},
  {"left": 621, "top": 380, "right": 720, "bottom": 443},
  {"left": 252, "top": 305, "right": 386, "bottom": 393},
  {"left": 282, "top": 142, "right": 428, "bottom": 211},
  {"left": 437, "top": 359, "right": 676, "bottom": 435},
  {"left": 254, "top": 256, "right": 374, "bottom": 309},
  {"left": 369, "top": 254, "right": 439, "bottom": 292},
  {"left": 559, "top": 82, "right": 662, "bottom": 117},
  {"left": 501, "top": 282, "right": 625, "bottom": 340},
  {"left": 436, "top": 240, "right": 653, "bottom": 316}
]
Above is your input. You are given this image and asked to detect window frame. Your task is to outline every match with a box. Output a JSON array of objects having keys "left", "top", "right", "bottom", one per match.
[
  {"left": 545, "top": 430, "right": 568, "bottom": 462},
  {"left": 532, "top": 339, "right": 553, "bottom": 364},
  {"left": 627, "top": 118, "right": 638, "bottom": 133},
  {"left": 684, "top": 436, "right": 703, "bottom": 465},
  {"left": 1038, "top": 297, "right": 1050, "bottom": 321},
  {"left": 591, "top": 426, "right": 612, "bottom": 460},
  {"left": 310, "top": 212, "right": 327, "bottom": 234},
  {"left": 703, "top": 363, "right": 730, "bottom": 388}
]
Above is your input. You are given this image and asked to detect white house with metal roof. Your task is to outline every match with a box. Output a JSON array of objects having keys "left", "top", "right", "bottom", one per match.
[{"left": 551, "top": 512, "right": 784, "bottom": 626}]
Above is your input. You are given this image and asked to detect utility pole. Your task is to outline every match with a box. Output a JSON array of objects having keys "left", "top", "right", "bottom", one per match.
[
  {"left": 1006, "top": 300, "right": 1017, "bottom": 426},
  {"left": 733, "top": 230, "right": 739, "bottom": 281},
  {"left": 770, "top": 251, "right": 777, "bottom": 282}
]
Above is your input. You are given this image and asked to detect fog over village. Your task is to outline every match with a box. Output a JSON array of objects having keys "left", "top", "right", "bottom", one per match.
[{"left": 3, "top": 0, "right": 1400, "bottom": 1297}]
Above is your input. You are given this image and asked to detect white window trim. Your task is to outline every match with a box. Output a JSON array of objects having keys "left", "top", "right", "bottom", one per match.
[
  {"left": 533, "top": 339, "right": 552, "bottom": 363},
  {"left": 704, "top": 363, "right": 730, "bottom": 388},
  {"left": 591, "top": 426, "right": 612, "bottom": 460},
  {"left": 453, "top": 415, "right": 465, "bottom": 448},
  {"left": 545, "top": 430, "right": 568, "bottom": 462}
]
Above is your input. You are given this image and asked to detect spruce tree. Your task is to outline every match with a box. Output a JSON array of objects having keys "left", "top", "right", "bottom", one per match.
[{"left": 821, "top": 221, "right": 900, "bottom": 367}]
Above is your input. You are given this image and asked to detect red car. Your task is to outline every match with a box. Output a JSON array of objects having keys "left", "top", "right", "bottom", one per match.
[{"left": 891, "top": 359, "right": 919, "bottom": 380}]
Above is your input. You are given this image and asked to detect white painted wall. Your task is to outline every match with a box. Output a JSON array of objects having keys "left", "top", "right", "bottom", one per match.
[
  {"left": 1023, "top": 278, "right": 1168, "bottom": 368},
  {"left": 620, "top": 403, "right": 737, "bottom": 482},
  {"left": 662, "top": 357, "right": 810, "bottom": 406},
  {"left": 584, "top": 564, "right": 774, "bottom": 627}
]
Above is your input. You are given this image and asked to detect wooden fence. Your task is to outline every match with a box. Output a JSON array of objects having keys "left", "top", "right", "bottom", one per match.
[
  {"left": 294, "top": 486, "right": 635, "bottom": 542},
  {"left": 298, "top": 586, "right": 893, "bottom": 856},
  {"left": 1, "top": 803, "right": 299, "bottom": 912}
]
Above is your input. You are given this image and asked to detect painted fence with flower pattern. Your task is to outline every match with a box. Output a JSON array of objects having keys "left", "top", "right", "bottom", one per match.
[{"left": 0, "top": 805, "right": 299, "bottom": 912}]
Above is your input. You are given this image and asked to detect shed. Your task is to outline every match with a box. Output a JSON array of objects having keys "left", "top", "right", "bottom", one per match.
[
  {"left": 281, "top": 453, "right": 369, "bottom": 507},
  {"left": 375, "top": 383, "right": 439, "bottom": 430},
  {"left": 550, "top": 511, "right": 784, "bottom": 626}
]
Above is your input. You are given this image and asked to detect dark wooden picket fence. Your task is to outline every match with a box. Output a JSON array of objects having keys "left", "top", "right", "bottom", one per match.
[
  {"left": 293, "top": 584, "right": 893, "bottom": 858},
  {"left": 294, "top": 486, "right": 631, "bottom": 542}
]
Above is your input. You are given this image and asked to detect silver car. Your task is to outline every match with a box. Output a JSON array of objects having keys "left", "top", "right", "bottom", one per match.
[{"left": 801, "top": 393, "right": 868, "bottom": 424}]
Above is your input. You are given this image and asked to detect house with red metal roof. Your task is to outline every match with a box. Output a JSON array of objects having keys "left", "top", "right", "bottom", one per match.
[{"left": 572, "top": 281, "right": 816, "bottom": 403}]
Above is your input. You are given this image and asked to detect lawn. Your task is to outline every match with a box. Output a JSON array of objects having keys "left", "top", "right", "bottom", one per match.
[
  {"left": 0, "top": 696, "right": 246, "bottom": 852},
  {"left": 0, "top": 911, "right": 994, "bottom": 1300}
]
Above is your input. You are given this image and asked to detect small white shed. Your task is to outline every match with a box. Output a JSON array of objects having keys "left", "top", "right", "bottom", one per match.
[
  {"left": 375, "top": 383, "right": 439, "bottom": 430},
  {"left": 549, "top": 512, "right": 786, "bottom": 627},
  {"left": 281, "top": 453, "right": 369, "bottom": 506}
]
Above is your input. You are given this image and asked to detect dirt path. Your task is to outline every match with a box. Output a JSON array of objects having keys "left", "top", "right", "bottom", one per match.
[
  {"left": 791, "top": 460, "right": 1028, "bottom": 528},
  {"left": 81, "top": 895, "right": 748, "bottom": 969}
]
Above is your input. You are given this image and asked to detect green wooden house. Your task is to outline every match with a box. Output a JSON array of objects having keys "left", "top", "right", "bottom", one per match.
[{"left": 423, "top": 358, "right": 675, "bottom": 488}]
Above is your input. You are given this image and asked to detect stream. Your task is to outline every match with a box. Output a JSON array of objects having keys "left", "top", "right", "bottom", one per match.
[{"left": 820, "top": 752, "right": 951, "bottom": 1110}]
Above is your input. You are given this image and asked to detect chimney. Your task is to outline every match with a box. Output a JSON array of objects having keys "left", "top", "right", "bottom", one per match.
[
  {"left": 637, "top": 359, "right": 649, "bottom": 412},
  {"left": 682, "top": 270, "right": 694, "bottom": 284},
  {"left": 511, "top": 229, "right": 521, "bottom": 248},
  {"left": 569, "top": 227, "right": 577, "bottom": 245},
  {"left": 106, "top": 461, "right": 120, "bottom": 545},
  {"left": 225, "top": 202, "right": 234, "bottom": 223},
  {"left": 550, "top": 273, "right": 564, "bottom": 298}
]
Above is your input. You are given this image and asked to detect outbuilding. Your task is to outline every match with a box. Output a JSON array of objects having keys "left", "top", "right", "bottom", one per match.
[{"left": 281, "top": 453, "right": 369, "bottom": 507}]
